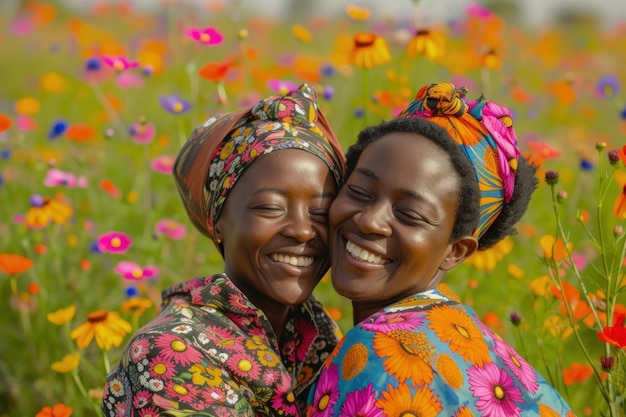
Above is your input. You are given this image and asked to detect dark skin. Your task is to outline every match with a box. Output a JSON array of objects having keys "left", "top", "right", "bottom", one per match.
[
  {"left": 214, "top": 149, "right": 337, "bottom": 338},
  {"left": 329, "top": 133, "right": 478, "bottom": 324}
]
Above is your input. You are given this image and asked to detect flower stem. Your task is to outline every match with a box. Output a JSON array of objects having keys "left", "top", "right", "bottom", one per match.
[{"left": 102, "top": 349, "right": 111, "bottom": 374}]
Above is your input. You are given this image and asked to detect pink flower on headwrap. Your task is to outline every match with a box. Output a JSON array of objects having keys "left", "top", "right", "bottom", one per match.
[{"left": 470, "top": 100, "right": 520, "bottom": 202}]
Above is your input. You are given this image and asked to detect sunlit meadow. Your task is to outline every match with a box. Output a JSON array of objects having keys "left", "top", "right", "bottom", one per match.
[{"left": 1, "top": 1, "right": 626, "bottom": 416}]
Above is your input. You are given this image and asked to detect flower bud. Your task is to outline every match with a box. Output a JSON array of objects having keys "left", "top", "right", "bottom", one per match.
[
  {"left": 614, "top": 225, "right": 623, "bottom": 237},
  {"left": 608, "top": 149, "right": 620, "bottom": 166},
  {"left": 237, "top": 29, "right": 249, "bottom": 40},
  {"left": 509, "top": 312, "right": 522, "bottom": 326},
  {"left": 544, "top": 170, "right": 559, "bottom": 186},
  {"left": 557, "top": 190, "right": 568, "bottom": 204},
  {"left": 601, "top": 355, "right": 615, "bottom": 371},
  {"left": 595, "top": 141, "right": 607, "bottom": 151}
]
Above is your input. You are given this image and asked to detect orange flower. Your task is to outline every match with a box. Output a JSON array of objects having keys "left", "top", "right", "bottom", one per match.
[
  {"left": 0, "top": 113, "right": 12, "bottom": 132},
  {"left": 36, "top": 403, "right": 73, "bottom": 417},
  {"left": 562, "top": 362, "right": 594, "bottom": 386},
  {"left": 0, "top": 253, "right": 34, "bottom": 274},
  {"left": 406, "top": 29, "right": 446, "bottom": 61},
  {"left": 613, "top": 184, "right": 626, "bottom": 220},
  {"left": 65, "top": 123, "right": 96, "bottom": 142},
  {"left": 540, "top": 235, "right": 572, "bottom": 263},
  {"left": 345, "top": 4, "right": 370, "bottom": 21},
  {"left": 349, "top": 32, "right": 391, "bottom": 69},
  {"left": 292, "top": 24, "right": 312, "bottom": 43},
  {"left": 198, "top": 61, "right": 232, "bottom": 82},
  {"left": 482, "top": 48, "right": 501, "bottom": 70},
  {"left": 99, "top": 179, "right": 122, "bottom": 199},
  {"left": 550, "top": 281, "right": 592, "bottom": 323}
]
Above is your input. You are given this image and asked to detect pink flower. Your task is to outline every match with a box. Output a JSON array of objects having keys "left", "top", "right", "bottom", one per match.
[
  {"left": 154, "top": 219, "right": 187, "bottom": 240},
  {"left": 130, "top": 122, "right": 156, "bottom": 144},
  {"left": 150, "top": 155, "right": 175, "bottom": 174},
  {"left": 267, "top": 79, "right": 298, "bottom": 95},
  {"left": 44, "top": 168, "right": 87, "bottom": 188},
  {"left": 102, "top": 56, "right": 139, "bottom": 72},
  {"left": 114, "top": 261, "right": 159, "bottom": 281},
  {"left": 184, "top": 27, "right": 223, "bottom": 45},
  {"left": 17, "top": 115, "right": 36, "bottom": 131},
  {"left": 467, "top": 3, "right": 494, "bottom": 19},
  {"left": 117, "top": 72, "right": 144, "bottom": 89},
  {"left": 309, "top": 364, "right": 340, "bottom": 417},
  {"left": 468, "top": 362, "right": 524, "bottom": 416},
  {"left": 97, "top": 231, "right": 132, "bottom": 253}
]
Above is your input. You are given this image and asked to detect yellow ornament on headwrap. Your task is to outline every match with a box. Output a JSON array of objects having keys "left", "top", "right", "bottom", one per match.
[{"left": 398, "top": 83, "right": 520, "bottom": 240}]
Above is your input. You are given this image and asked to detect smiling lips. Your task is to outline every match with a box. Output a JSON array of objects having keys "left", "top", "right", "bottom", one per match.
[
  {"left": 345, "top": 240, "right": 388, "bottom": 265},
  {"left": 270, "top": 253, "right": 314, "bottom": 267}
]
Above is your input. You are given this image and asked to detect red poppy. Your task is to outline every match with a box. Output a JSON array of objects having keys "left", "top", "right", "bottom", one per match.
[
  {"left": 562, "top": 362, "right": 594, "bottom": 385},
  {"left": 99, "top": 179, "right": 121, "bottom": 199},
  {"left": 618, "top": 145, "right": 626, "bottom": 167},
  {"left": 198, "top": 61, "right": 232, "bottom": 82},
  {"left": 598, "top": 313, "right": 626, "bottom": 349},
  {"left": 0, "top": 254, "right": 34, "bottom": 275}
]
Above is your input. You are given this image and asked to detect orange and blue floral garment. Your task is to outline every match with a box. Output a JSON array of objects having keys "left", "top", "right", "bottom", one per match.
[
  {"left": 307, "top": 286, "right": 575, "bottom": 417},
  {"left": 102, "top": 274, "right": 340, "bottom": 417}
]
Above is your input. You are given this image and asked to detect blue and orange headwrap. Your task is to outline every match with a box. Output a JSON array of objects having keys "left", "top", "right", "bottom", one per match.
[
  {"left": 173, "top": 83, "right": 345, "bottom": 247},
  {"left": 398, "top": 83, "right": 520, "bottom": 240}
]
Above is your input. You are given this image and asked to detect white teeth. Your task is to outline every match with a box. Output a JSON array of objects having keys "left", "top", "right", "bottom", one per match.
[
  {"left": 270, "top": 254, "right": 314, "bottom": 267},
  {"left": 346, "top": 240, "right": 386, "bottom": 265}
]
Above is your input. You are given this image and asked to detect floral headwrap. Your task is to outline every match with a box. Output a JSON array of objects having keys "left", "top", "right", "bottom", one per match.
[
  {"left": 398, "top": 83, "right": 520, "bottom": 240},
  {"left": 173, "top": 83, "right": 346, "bottom": 247}
]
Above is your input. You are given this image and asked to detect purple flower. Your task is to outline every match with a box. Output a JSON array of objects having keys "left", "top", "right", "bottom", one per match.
[
  {"left": 47, "top": 119, "right": 68, "bottom": 139},
  {"left": 596, "top": 74, "right": 620, "bottom": 98},
  {"left": 129, "top": 122, "right": 156, "bottom": 144},
  {"left": 159, "top": 95, "right": 192, "bottom": 114}
]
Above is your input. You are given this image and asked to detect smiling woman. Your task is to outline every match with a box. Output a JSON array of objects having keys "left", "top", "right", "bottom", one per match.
[{"left": 101, "top": 83, "right": 346, "bottom": 416}]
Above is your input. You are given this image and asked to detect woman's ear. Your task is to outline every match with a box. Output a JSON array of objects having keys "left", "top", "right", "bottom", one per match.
[{"left": 439, "top": 236, "right": 478, "bottom": 271}]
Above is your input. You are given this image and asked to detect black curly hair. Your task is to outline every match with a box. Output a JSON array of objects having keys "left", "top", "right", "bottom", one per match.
[{"left": 344, "top": 116, "right": 538, "bottom": 250}]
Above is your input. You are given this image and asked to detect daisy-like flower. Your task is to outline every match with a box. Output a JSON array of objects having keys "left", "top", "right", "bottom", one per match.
[
  {"left": 159, "top": 94, "right": 192, "bottom": 114},
  {"left": 372, "top": 330, "right": 434, "bottom": 386},
  {"left": 154, "top": 333, "right": 203, "bottom": 366},
  {"left": 467, "top": 362, "right": 524, "bottom": 416},
  {"left": 339, "top": 383, "right": 384, "bottom": 417},
  {"left": 184, "top": 26, "right": 223, "bottom": 45},
  {"left": 349, "top": 32, "right": 391, "bottom": 69},
  {"left": 376, "top": 384, "right": 442, "bottom": 416},
  {"left": 97, "top": 231, "right": 132, "bottom": 254},
  {"left": 25, "top": 194, "right": 73, "bottom": 229},
  {"left": 360, "top": 311, "right": 424, "bottom": 332},
  {"left": 154, "top": 218, "right": 187, "bottom": 240},
  {"left": 102, "top": 55, "right": 139, "bottom": 72},
  {"left": 267, "top": 79, "right": 298, "bottom": 95},
  {"left": 129, "top": 118, "right": 155, "bottom": 144},
  {"left": 227, "top": 352, "right": 261, "bottom": 379},
  {"left": 308, "top": 363, "right": 340, "bottom": 417},
  {"left": 405, "top": 29, "right": 445, "bottom": 61},
  {"left": 121, "top": 297, "right": 153, "bottom": 318},
  {"left": 595, "top": 74, "right": 620, "bottom": 98},
  {"left": 44, "top": 168, "right": 87, "bottom": 188},
  {"left": 493, "top": 337, "right": 538, "bottom": 393},
  {"left": 465, "top": 236, "right": 514, "bottom": 273},
  {"left": 114, "top": 261, "right": 159, "bottom": 281},
  {"left": 150, "top": 155, "right": 175, "bottom": 174},
  {"left": 70, "top": 310, "right": 132, "bottom": 350}
]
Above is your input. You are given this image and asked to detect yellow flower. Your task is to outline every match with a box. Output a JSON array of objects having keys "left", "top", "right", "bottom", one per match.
[
  {"left": 25, "top": 194, "right": 73, "bottom": 229},
  {"left": 406, "top": 29, "right": 446, "bottom": 61},
  {"left": 465, "top": 236, "right": 513, "bottom": 272},
  {"left": 47, "top": 305, "right": 76, "bottom": 325},
  {"left": 349, "top": 32, "right": 391, "bottom": 69},
  {"left": 292, "top": 25, "right": 312, "bottom": 43},
  {"left": 70, "top": 310, "right": 132, "bottom": 351},
  {"left": 376, "top": 384, "right": 442, "bottom": 416},
  {"left": 345, "top": 4, "right": 371, "bottom": 21},
  {"left": 51, "top": 353, "right": 80, "bottom": 373},
  {"left": 121, "top": 297, "right": 153, "bottom": 318},
  {"left": 482, "top": 48, "right": 501, "bottom": 70}
]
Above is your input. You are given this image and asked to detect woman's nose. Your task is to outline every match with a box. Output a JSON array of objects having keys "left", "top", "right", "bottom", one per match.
[
  {"left": 283, "top": 209, "right": 316, "bottom": 242},
  {"left": 353, "top": 202, "right": 392, "bottom": 236}
]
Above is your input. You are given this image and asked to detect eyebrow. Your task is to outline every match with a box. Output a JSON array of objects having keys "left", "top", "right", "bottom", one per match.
[{"left": 353, "top": 167, "right": 440, "bottom": 215}]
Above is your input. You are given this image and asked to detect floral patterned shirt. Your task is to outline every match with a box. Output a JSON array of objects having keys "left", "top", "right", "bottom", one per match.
[
  {"left": 102, "top": 274, "right": 341, "bottom": 417},
  {"left": 307, "top": 286, "right": 576, "bottom": 417}
]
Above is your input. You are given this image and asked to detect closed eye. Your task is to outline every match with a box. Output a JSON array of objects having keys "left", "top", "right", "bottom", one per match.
[{"left": 346, "top": 185, "right": 372, "bottom": 202}]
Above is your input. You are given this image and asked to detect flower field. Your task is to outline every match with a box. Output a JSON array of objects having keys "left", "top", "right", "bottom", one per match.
[{"left": 1, "top": 1, "right": 626, "bottom": 416}]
